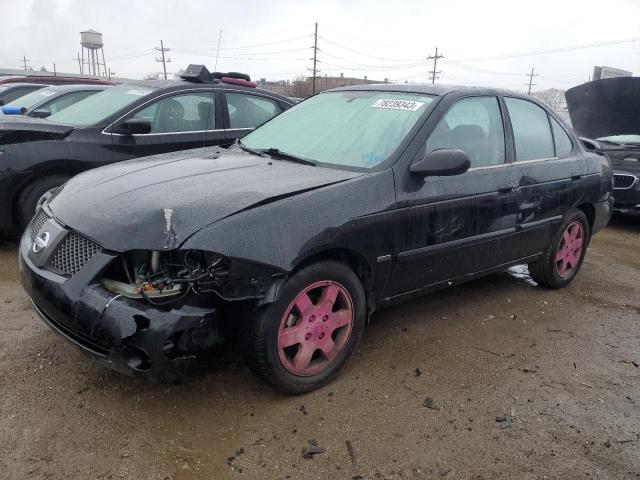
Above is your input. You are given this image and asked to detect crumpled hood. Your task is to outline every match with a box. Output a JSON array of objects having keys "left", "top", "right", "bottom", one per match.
[
  {"left": 566, "top": 77, "right": 640, "bottom": 139},
  {"left": 0, "top": 116, "right": 74, "bottom": 145},
  {"left": 49, "top": 148, "right": 362, "bottom": 252}
]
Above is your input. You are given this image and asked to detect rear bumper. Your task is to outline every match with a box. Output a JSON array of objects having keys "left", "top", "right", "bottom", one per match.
[
  {"left": 592, "top": 196, "right": 614, "bottom": 235},
  {"left": 19, "top": 229, "right": 223, "bottom": 382}
]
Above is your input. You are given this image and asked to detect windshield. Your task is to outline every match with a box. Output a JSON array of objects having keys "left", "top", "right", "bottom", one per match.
[
  {"left": 242, "top": 91, "right": 434, "bottom": 169},
  {"left": 4, "top": 86, "right": 58, "bottom": 109},
  {"left": 596, "top": 134, "right": 640, "bottom": 144},
  {"left": 47, "top": 84, "right": 157, "bottom": 126}
]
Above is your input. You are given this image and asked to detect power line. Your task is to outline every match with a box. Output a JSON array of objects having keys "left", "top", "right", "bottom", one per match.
[
  {"left": 319, "top": 36, "right": 425, "bottom": 62},
  {"left": 427, "top": 47, "right": 443, "bottom": 84},
  {"left": 526, "top": 67, "right": 538, "bottom": 94},
  {"left": 155, "top": 40, "right": 171, "bottom": 80}
]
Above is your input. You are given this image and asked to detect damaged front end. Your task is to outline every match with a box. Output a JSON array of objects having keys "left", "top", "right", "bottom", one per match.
[{"left": 20, "top": 208, "right": 284, "bottom": 382}]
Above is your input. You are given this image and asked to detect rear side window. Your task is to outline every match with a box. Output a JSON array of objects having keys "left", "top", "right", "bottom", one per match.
[
  {"left": 425, "top": 96, "right": 505, "bottom": 168},
  {"left": 505, "top": 98, "right": 554, "bottom": 161},
  {"left": 225, "top": 93, "right": 281, "bottom": 129},
  {"left": 550, "top": 117, "right": 573, "bottom": 157},
  {"left": 43, "top": 91, "right": 96, "bottom": 114}
]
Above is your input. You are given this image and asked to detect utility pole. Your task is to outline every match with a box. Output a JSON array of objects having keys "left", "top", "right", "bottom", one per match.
[
  {"left": 155, "top": 40, "right": 171, "bottom": 80},
  {"left": 427, "top": 47, "right": 443, "bottom": 84},
  {"left": 20, "top": 55, "right": 30, "bottom": 70},
  {"left": 312, "top": 22, "right": 318, "bottom": 95},
  {"left": 526, "top": 67, "right": 538, "bottom": 94},
  {"left": 214, "top": 30, "right": 223, "bottom": 72},
  {"left": 75, "top": 52, "right": 82, "bottom": 74},
  {"left": 53, "top": 62, "right": 56, "bottom": 76}
]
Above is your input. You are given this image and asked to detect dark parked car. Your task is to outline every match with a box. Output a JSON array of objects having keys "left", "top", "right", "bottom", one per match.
[
  {"left": 1, "top": 84, "right": 108, "bottom": 117},
  {"left": 20, "top": 84, "right": 613, "bottom": 393},
  {"left": 566, "top": 77, "right": 640, "bottom": 216},
  {"left": 0, "top": 82, "right": 49, "bottom": 107},
  {"left": 0, "top": 68, "right": 293, "bottom": 234}
]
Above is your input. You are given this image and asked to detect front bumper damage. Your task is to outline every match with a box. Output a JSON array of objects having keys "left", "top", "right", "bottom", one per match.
[{"left": 19, "top": 232, "right": 223, "bottom": 382}]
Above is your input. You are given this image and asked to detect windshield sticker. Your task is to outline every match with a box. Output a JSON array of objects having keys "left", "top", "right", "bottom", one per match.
[
  {"left": 371, "top": 99, "right": 425, "bottom": 111},
  {"left": 38, "top": 91, "right": 56, "bottom": 97},
  {"left": 127, "top": 89, "right": 152, "bottom": 96}
]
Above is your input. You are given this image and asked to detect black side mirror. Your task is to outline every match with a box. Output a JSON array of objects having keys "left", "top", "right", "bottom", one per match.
[
  {"left": 118, "top": 118, "right": 152, "bottom": 135},
  {"left": 0, "top": 100, "right": 4, "bottom": 107},
  {"left": 30, "top": 109, "right": 51, "bottom": 118},
  {"left": 410, "top": 149, "right": 471, "bottom": 177}
]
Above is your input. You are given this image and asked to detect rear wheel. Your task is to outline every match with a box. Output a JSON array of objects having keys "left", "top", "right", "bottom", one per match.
[
  {"left": 246, "top": 261, "right": 366, "bottom": 394},
  {"left": 528, "top": 209, "right": 590, "bottom": 288},
  {"left": 17, "top": 175, "right": 70, "bottom": 229}
]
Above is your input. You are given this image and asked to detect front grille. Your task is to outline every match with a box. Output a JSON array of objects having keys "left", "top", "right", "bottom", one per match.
[
  {"left": 48, "top": 231, "right": 102, "bottom": 277},
  {"left": 30, "top": 209, "right": 51, "bottom": 241},
  {"left": 614, "top": 174, "right": 637, "bottom": 189}
]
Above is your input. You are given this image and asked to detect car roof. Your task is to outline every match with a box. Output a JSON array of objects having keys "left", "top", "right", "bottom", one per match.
[
  {"left": 39, "top": 84, "right": 108, "bottom": 92},
  {"left": 0, "top": 82, "right": 51, "bottom": 90},
  {"left": 130, "top": 79, "right": 293, "bottom": 103},
  {"left": 330, "top": 83, "right": 530, "bottom": 99}
]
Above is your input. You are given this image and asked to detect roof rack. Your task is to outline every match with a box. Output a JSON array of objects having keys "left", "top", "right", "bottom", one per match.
[{"left": 180, "top": 64, "right": 256, "bottom": 88}]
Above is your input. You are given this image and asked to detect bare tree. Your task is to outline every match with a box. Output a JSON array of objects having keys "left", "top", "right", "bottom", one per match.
[
  {"left": 532, "top": 88, "right": 566, "bottom": 112},
  {"left": 143, "top": 72, "right": 163, "bottom": 80},
  {"left": 290, "top": 75, "right": 313, "bottom": 99}
]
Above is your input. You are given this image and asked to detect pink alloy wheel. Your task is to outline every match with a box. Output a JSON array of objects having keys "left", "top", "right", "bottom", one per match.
[
  {"left": 555, "top": 221, "right": 584, "bottom": 278},
  {"left": 277, "top": 280, "right": 354, "bottom": 376}
]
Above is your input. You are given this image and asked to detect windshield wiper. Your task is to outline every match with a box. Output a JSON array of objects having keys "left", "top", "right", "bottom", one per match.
[
  {"left": 235, "top": 139, "right": 269, "bottom": 157},
  {"left": 261, "top": 148, "right": 316, "bottom": 166}
]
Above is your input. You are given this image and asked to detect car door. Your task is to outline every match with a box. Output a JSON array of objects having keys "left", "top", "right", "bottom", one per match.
[
  {"left": 221, "top": 90, "right": 283, "bottom": 144},
  {"left": 388, "top": 94, "right": 521, "bottom": 297},
  {"left": 503, "top": 97, "right": 587, "bottom": 257},
  {"left": 110, "top": 89, "right": 226, "bottom": 159}
]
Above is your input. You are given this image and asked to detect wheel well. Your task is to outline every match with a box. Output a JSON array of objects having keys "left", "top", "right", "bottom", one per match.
[
  {"left": 12, "top": 167, "right": 79, "bottom": 223},
  {"left": 576, "top": 203, "right": 595, "bottom": 234},
  {"left": 292, "top": 249, "right": 375, "bottom": 319}
]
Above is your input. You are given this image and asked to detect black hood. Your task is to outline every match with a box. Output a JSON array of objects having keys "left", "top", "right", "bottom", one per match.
[
  {"left": 566, "top": 77, "right": 640, "bottom": 139},
  {"left": 0, "top": 116, "right": 73, "bottom": 145},
  {"left": 49, "top": 148, "right": 363, "bottom": 252}
]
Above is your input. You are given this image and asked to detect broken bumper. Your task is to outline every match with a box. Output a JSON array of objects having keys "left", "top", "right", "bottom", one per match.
[{"left": 19, "top": 233, "right": 222, "bottom": 382}]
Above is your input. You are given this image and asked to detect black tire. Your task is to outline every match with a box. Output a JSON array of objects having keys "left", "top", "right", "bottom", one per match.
[
  {"left": 17, "top": 175, "right": 69, "bottom": 230},
  {"left": 528, "top": 209, "right": 590, "bottom": 289},
  {"left": 245, "top": 261, "right": 366, "bottom": 395}
]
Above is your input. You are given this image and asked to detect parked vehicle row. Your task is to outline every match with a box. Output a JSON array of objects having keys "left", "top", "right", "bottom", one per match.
[
  {"left": 1, "top": 84, "right": 108, "bottom": 117},
  {"left": 0, "top": 66, "right": 294, "bottom": 235},
  {"left": 18, "top": 79, "right": 613, "bottom": 393}
]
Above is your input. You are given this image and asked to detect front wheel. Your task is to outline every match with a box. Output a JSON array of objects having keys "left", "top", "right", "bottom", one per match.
[
  {"left": 17, "top": 175, "right": 70, "bottom": 230},
  {"left": 246, "top": 261, "right": 366, "bottom": 394},
  {"left": 528, "top": 209, "right": 590, "bottom": 289}
]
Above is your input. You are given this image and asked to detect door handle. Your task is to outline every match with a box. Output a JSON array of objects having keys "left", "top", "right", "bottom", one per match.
[{"left": 498, "top": 184, "right": 515, "bottom": 195}]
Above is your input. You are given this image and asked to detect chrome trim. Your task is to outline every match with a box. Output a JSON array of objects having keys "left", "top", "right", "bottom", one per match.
[
  {"left": 468, "top": 156, "right": 560, "bottom": 172},
  {"left": 613, "top": 173, "right": 638, "bottom": 190}
]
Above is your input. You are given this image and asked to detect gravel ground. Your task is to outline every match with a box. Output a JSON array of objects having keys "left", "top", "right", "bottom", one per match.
[{"left": 1, "top": 216, "right": 639, "bottom": 480}]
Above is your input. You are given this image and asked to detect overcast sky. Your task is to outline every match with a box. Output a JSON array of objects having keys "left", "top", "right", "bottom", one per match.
[{"left": 1, "top": 0, "right": 639, "bottom": 92}]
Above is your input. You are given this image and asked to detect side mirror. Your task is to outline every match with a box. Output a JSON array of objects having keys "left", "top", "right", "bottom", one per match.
[
  {"left": 30, "top": 109, "right": 51, "bottom": 118},
  {"left": 118, "top": 118, "right": 152, "bottom": 135},
  {"left": 0, "top": 100, "right": 4, "bottom": 107},
  {"left": 410, "top": 149, "right": 471, "bottom": 177}
]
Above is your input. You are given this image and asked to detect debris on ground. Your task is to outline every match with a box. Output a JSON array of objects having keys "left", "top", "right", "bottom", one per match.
[
  {"left": 302, "top": 439, "right": 325, "bottom": 459},
  {"left": 423, "top": 397, "right": 440, "bottom": 410},
  {"left": 346, "top": 440, "right": 357, "bottom": 467},
  {"left": 496, "top": 415, "right": 512, "bottom": 429},
  {"left": 414, "top": 368, "right": 422, "bottom": 377},
  {"left": 298, "top": 405, "right": 308, "bottom": 415},
  {"left": 522, "top": 367, "right": 538, "bottom": 373}
]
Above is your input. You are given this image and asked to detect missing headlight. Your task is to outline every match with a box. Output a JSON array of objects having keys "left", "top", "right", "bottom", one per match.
[{"left": 102, "top": 250, "right": 229, "bottom": 305}]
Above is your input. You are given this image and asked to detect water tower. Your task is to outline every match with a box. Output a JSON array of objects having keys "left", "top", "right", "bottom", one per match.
[{"left": 80, "top": 29, "right": 107, "bottom": 76}]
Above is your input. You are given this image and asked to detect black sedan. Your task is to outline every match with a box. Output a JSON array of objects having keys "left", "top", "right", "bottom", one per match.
[
  {"left": 0, "top": 67, "right": 293, "bottom": 234},
  {"left": 20, "top": 84, "right": 613, "bottom": 394},
  {"left": 566, "top": 77, "right": 640, "bottom": 216},
  {"left": 1, "top": 84, "right": 108, "bottom": 117}
]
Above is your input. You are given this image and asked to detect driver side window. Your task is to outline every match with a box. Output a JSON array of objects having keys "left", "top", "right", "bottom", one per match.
[
  {"left": 130, "top": 91, "right": 215, "bottom": 134},
  {"left": 425, "top": 96, "right": 505, "bottom": 168}
]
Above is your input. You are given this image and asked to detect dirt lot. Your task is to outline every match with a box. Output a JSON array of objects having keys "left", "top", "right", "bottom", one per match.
[{"left": 1, "top": 216, "right": 639, "bottom": 480}]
